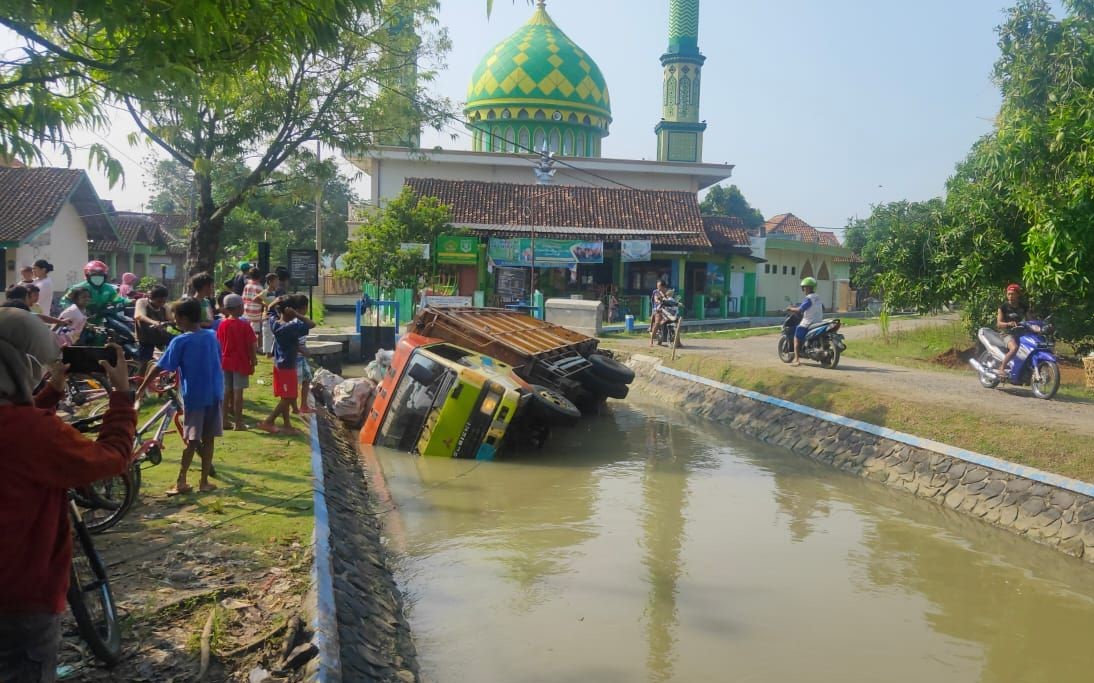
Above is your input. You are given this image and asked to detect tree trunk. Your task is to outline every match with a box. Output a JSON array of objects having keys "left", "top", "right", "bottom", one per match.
[{"left": 185, "top": 176, "right": 224, "bottom": 278}]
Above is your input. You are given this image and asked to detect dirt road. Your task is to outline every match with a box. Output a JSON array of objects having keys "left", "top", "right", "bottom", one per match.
[{"left": 609, "top": 315, "right": 1094, "bottom": 438}]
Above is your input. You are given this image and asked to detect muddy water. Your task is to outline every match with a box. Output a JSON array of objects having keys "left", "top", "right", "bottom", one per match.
[{"left": 360, "top": 397, "right": 1094, "bottom": 683}]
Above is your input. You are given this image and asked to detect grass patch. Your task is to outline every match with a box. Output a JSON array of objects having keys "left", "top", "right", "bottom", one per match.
[
  {"left": 136, "top": 356, "right": 315, "bottom": 549},
  {"left": 852, "top": 320, "right": 974, "bottom": 370},
  {"left": 616, "top": 346, "right": 1094, "bottom": 483}
]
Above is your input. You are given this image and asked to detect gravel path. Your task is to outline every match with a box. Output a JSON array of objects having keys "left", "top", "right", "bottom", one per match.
[{"left": 609, "top": 315, "right": 1094, "bottom": 439}]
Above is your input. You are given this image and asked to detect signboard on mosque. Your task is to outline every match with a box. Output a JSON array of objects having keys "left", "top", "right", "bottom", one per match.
[
  {"left": 620, "top": 240, "right": 652, "bottom": 262},
  {"left": 488, "top": 237, "right": 604, "bottom": 267},
  {"left": 435, "top": 234, "right": 479, "bottom": 265}
]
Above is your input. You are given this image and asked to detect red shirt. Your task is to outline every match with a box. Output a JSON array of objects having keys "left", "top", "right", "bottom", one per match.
[
  {"left": 0, "top": 386, "right": 136, "bottom": 615},
  {"left": 216, "top": 316, "right": 257, "bottom": 375}
]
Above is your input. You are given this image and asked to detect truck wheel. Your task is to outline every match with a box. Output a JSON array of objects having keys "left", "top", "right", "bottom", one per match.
[
  {"left": 586, "top": 353, "right": 635, "bottom": 384},
  {"left": 579, "top": 371, "right": 629, "bottom": 400},
  {"left": 529, "top": 385, "right": 581, "bottom": 425}
]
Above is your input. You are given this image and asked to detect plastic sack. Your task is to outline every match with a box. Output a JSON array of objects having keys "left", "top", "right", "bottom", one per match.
[
  {"left": 332, "top": 377, "right": 376, "bottom": 424},
  {"left": 312, "top": 368, "right": 344, "bottom": 393}
]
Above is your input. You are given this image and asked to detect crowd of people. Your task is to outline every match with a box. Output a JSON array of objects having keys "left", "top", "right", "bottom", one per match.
[{"left": 0, "top": 258, "right": 319, "bottom": 680}]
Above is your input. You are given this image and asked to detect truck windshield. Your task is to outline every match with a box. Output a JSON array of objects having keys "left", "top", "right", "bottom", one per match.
[{"left": 377, "top": 353, "right": 453, "bottom": 452}]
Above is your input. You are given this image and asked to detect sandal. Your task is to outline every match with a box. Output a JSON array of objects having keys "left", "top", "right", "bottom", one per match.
[
  {"left": 199, "top": 483, "right": 218, "bottom": 493},
  {"left": 166, "top": 484, "right": 193, "bottom": 497},
  {"left": 255, "top": 422, "right": 280, "bottom": 434}
]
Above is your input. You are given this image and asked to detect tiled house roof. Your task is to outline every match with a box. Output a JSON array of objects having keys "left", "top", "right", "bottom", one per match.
[
  {"left": 404, "top": 178, "right": 711, "bottom": 248},
  {"left": 0, "top": 167, "right": 116, "bottom": 243},
  {"left": 701, "top": 215, "right": 752, "bottom": 250},
  {"left": 136, "top": 212, "right": 190, "bottom": 255},
  {"left": 763, "top": 212, "right": 842, "bottom": 247}
]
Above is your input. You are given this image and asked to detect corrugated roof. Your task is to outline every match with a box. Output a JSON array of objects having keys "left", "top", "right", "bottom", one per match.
[
  {"left": 0, "top": 167, "right": 116, "bottom": 243},
  {"left": 405, "top": 178, "right": 710, "bottom": 248}
]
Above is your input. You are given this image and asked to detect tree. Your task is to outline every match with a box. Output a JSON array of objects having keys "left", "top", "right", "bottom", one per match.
[
  {"left": 342, "top": 187, "right": 453, "bottom": 290},
  {"left": 699, "top": 184, "right": 765, "bottom": 230},
  {"left": 122, "top": 0, "right": 449, "bottom": 276},
  {"left": 0, "top": 0, "right": 377, "bottom": 176},
  {"left": 843, "top": 199, "right": 945, "bottom": 312},
  {"left": 145, "top": 155, "right": 359, "bottom": 281}
]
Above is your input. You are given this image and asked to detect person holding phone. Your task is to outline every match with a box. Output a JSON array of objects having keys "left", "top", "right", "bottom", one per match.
[{"left": 0, "top": 310, "right": 136, "bottom": 683}]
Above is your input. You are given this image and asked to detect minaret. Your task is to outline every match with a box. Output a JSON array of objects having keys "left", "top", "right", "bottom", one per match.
[{"left": 655, "top": 0, "right": 706, "bottom": 162}]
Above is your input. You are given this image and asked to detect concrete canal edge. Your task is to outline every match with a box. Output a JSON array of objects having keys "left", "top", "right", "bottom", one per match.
[
  {"left": 307, "top": 407, "right": 420, "bottom": 682},
  {"left": 622, "top": 353, "right": 1094, "bottom": 564}
]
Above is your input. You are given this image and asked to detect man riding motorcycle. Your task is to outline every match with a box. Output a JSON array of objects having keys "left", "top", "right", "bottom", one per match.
[
  {"left": 996, "top": 283, "right": 1029, "bottom": 379},
  {"left": 787, "top": 277, "right": 823, "bottom": 366},
  {"left": 61, "top": 261, "right": 129, "bottom": 324}
]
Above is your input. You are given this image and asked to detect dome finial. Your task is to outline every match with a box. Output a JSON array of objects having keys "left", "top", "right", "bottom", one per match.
[{"left": 536, "top": 0, "right": 546, "bottom": 8}]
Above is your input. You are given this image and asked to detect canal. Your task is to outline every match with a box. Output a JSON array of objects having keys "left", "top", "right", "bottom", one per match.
[{"left": 357, "top": 395, "right": 1094, "bottom": 682}]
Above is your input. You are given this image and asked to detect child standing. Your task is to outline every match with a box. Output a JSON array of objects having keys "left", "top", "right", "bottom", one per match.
[
  {"left": 256, "top": 296, "right": 314, "bottom": 435},
  {"left": 57, "top": 288, "right": 91, "bottom": 346},
  {"left": 136, "top": 298, "right": 225, "bottom": 495},
  {"left": 215, "top": 294, "right": 257, "bottom": 430},
  {"left": 258, "top": 273, "right": 280, "bottom": 357}
]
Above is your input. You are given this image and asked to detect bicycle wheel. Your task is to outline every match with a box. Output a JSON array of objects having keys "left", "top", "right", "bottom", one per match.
[
  {"left": 74, "top": 469, "right": 137, "bottom": 534},
  {"left": 68, "top": 504, "right": 122, "bottom": 665}
]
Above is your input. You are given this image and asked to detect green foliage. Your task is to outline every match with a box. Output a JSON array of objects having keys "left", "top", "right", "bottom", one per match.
[
  {"left": 0, "top": 0, "right": 378, "bottom": 174},
  {"left": 137, "top": 275, "right": 160, "bottom": 292},
  {"left": 342, "top": 187, "right": 453, "bottom": 290},
  {"left": 843, "top": 199, "right": 945, "bottom": 312},
  {"left": 121, "top": 0, "right": 450, "bottom": 276},
  {"left": 699, "top": 184, "right": 765, "bottom": 229}
]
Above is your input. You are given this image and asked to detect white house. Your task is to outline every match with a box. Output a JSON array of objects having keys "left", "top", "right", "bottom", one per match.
[{"left": 0, "top": 167, "right": 118, "bottom": 300}]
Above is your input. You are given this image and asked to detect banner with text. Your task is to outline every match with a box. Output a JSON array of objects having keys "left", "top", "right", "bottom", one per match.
[
  {"left": 488, "top": 237, "right": 604, "bottom": 267},
  {"left": 620, "top": 240, "right": 652, "bottom": 262}
]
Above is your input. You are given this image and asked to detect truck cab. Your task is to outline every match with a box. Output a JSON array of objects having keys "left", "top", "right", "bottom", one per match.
[{"left": 360, "top": 334, "right": 527, "bottom": 459}]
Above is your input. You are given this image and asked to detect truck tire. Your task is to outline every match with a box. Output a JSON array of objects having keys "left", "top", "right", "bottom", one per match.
[
  {"left": 579, "top": 370, "right": 629, "bottom": 400},
  {"left": 529, "top": 384, "right": 581, "bottom": 425},
  {"left": 586, "top": 353, "right": 635, "bottom": 384}
]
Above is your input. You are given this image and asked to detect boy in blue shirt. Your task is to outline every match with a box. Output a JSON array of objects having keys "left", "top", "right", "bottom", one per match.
[
  {"left": 136, "top": 298, "right": 225, "bottom": 495},
  {"left": 257, "top": 295, "right": 314, "bottom": 435}
]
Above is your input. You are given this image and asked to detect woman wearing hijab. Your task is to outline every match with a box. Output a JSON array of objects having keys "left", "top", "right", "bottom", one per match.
[
  {"left": 118, "top": 272, "right": 140, "bottom": 299},
  {"left": 0, "top": 309, "right": 136, "bottom": 682}
]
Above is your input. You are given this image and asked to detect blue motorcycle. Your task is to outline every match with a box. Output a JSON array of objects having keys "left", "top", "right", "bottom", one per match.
[
  {"left": 969, "top": 318, "right": 1060, "bottom": 399},
  {"left": 778, "top": 311, "right": 846, "bottom": 368}
]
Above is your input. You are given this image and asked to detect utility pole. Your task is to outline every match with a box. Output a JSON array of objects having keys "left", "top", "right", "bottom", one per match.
[
  {"left": 532, "top": 143, "right": 557, "bottom": 302},
  {"left": 314, "top": 140, "right": 323, "bottom": 319}
]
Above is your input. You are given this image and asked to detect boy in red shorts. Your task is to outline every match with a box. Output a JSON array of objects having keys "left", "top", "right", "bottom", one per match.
[
  {"left": 215, "top": 294, "right": 257, "bottom": 430},
  {"left": 256, "top": 296, "right": 314, "bottom": 435}
]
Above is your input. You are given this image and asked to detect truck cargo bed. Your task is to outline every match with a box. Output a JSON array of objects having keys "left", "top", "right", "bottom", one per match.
[{"left": 412, "top": 307, "right": 599, "bottom": 371}]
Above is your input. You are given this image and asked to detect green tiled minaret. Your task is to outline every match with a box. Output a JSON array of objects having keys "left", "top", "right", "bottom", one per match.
[{"left": 656, "top": 0, "right": 706, "bottom": 162}]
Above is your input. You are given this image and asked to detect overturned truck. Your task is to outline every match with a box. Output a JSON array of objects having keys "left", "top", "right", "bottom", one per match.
[{"left": 412, "top": 306, "right": 635, "bottom": 413}]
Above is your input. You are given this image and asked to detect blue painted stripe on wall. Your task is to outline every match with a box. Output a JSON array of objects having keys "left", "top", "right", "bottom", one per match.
[
  {"left": 658, "top": 365, "right": 1094, "bottom": 499},
  {"left": 310, "top": 419, "right": 342, "bottom": 682}
]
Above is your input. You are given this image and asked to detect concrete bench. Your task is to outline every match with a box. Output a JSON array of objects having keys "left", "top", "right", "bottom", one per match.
[
  {"left": 306, "top": 340, "right": 344, "bottom": 374},
  {"left": 307, "top": 332, "right": 354, "bottom": 358}
]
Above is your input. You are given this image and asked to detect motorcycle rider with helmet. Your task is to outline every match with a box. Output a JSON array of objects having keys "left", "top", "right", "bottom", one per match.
[
  {"left": 649, "top": 279, "right": 670, "bottom": 347},
  {"left": 996, "top": 283, "right": 1029, "bottom": 379},
  {"left": 787, "top": 277, "right": 823, "bottom": 366},
  {"left": 60, "top": 261, "right": 129, "bottom": 333}
]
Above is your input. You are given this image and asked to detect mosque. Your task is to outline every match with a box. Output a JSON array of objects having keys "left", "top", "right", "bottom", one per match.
[{"left": 347, "top": 0, "right": 853, "bottom": 318}]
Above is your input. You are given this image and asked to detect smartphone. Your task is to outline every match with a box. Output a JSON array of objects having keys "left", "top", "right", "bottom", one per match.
[{"left": 62, "top": 346, "right": 117, "bottom": 375}]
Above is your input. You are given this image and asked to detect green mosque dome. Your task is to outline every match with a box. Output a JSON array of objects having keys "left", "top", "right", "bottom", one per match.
[{"left": 465, "top": 0, "right": 611, "bottom": 158}]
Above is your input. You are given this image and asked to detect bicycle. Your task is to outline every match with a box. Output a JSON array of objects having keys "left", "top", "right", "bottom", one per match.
[
  {"left": 67, "top": 492, "right": 122, "bottom": 665},
  {"left": 67, "top": 372, "right": 182, "bottom": 533}
]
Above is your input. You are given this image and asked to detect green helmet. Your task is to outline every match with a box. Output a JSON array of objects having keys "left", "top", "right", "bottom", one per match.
[
  {"left": 239, "top": 261, "right": 252, "bottom": 271},
  {"left": 800, "top": 277, "right": 817, "bottom": 288}
]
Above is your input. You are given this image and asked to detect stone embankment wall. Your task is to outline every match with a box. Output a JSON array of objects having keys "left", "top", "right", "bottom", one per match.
[
  {"left": 624, "top": 354, "right": 1094, "bottom": 563},
  {"left": 308, "top": 408, "right": 420, "bottom": 682}
]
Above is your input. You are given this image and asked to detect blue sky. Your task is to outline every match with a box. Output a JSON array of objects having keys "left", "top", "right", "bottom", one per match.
[{"left": 11, "top": 0, "right": 1061, "bottom": 235}]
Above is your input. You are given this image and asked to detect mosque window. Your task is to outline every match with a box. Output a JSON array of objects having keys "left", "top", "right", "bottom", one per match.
[
  {"left": 534, "top": 110, "right": 546, "bottom": 120},
  {"left": 549, "top": 129, "right": 561, "bottom": 153},
  {"left": 582, "top": 115, "right": 591, "bottom": 126},
  {"left": 493, "top": 127, "right": 505, "bottom": 152},
  {"left": 568, "top": 113, "right": 578, "bottom": 123},
  {"left": 679, "top": 77, "right": 691, "bottom": 118},
  {"left": 487, "top": 110, "right": 496, "bottom": 120},
  {"left": 517, "top": 109, "right": 529, "bottom": 119},
  {"left": 505, "top": 127, "right": 516, "bottom": 152},
  {"left": 518, "top": 128, "right": 531, "bottom": 152},
  {"left": 563, "top": 130, "right": 574, "bottom": 156},
  {"left": 533, "top": 128, "right": 546, "bottom": 151},
  {"left": 818, "top": 262, "right": 830, "bottom": 280},
  {"left": 576, "top": 132, "right": 586, "bottom": 156},
  {"left": 801, "top": 260, "right": 813, "bottom": 278}
]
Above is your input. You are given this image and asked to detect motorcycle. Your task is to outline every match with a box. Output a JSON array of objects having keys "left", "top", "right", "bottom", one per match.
[
  {"left": 968, "top": 318, "right": 1059, "bottom": 399},
  {"left": 778, "top": 311, "right": 846, "bottom": 368},
  {"left": 80, "top": 302, "right": 139, "bottom": 359},
  {"left": 653, "top": 295, "right": 682, "bottom": 347}
]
